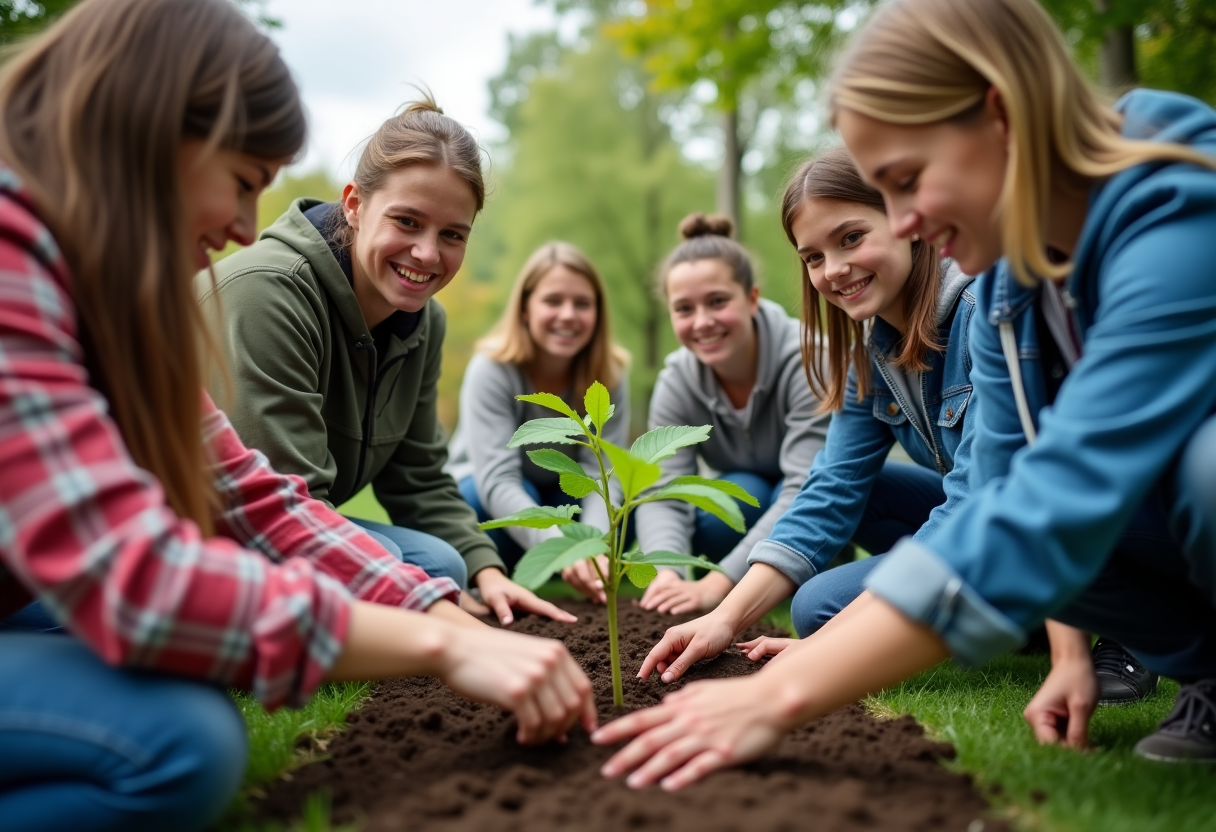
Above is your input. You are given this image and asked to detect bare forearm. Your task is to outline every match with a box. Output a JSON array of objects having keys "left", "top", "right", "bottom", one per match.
[
  {"left": 761, "top": 596, "right": 950, "bottom": 728},
  {"left": 324, "top": 601, "right": 450, "bottom": 682},
  {"left": 1046, "top": 620, "right": 1091, "bottom": 663},
  {"left": 715, "top": 563, "right": 797, "bottom": 632}
]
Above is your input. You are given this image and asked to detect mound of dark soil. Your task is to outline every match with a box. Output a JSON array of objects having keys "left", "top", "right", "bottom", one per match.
[{"left": 251, "top": 602, "right": 1006, "bottom": 832}]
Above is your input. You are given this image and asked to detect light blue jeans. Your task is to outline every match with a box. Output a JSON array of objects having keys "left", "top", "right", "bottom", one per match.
[
  {"left": 0, "top": 631, "right": 246, "bottom": 832},
  {"left": 345, "top": 515, "right": 469, "bottom": 590}
]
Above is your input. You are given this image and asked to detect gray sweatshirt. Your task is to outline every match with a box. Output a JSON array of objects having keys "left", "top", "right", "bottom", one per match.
[
  {"left": 446, "top": 353, "right": 630, "bottom": 551},
  {"left": 634, "top": 298, "right": 830, "bottom": 581}
]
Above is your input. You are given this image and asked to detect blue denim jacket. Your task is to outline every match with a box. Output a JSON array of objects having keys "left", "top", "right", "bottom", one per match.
[
  {"left": 867, "top": 89, "right": 1216, "bottom": 664},
  {"left": 749, "top": 265, "right": 977, "bottom": 585}
]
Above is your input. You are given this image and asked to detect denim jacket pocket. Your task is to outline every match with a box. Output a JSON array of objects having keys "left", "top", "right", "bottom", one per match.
[
  {"left": 936, "top": 386, "right": 973, "bottom": 429},
  {"left": 872, "top": 394, "right": 909, "bottom": 426}
]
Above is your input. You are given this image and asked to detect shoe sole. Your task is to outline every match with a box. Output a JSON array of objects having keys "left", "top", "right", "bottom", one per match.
[{"left": 1134, "top": 748, "right": 1216, "bottom": 764}]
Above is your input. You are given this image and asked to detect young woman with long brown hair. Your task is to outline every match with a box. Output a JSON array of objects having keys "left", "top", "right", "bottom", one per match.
[
  {"left": 0, "top": 2, "right": 593, "bottom": 828},
  {"left": 594, "top": 0, "right": 1216, "bottom": 788},
  {"left": 447, "top": 241, "right": 630, "bottom": 601}
]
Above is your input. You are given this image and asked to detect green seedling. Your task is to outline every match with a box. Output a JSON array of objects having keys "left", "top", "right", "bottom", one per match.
[{"left": 479, "top": 381, "right": 758, "bottom": 707}]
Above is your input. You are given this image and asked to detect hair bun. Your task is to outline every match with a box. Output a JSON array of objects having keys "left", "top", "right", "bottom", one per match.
[
  {"left": 678, "top": 212, "right": 734, "bottom": 240},
  {"left": 402, "top": 90, "right": 444, "bottom": 116}
]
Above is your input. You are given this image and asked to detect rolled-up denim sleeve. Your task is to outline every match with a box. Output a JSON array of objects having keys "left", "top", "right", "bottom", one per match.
[{"left": 865, "top": 539, "right": 1024, "bottom": 665}]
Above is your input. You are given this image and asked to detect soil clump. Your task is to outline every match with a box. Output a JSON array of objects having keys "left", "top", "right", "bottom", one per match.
[{"left": 251, "top": 601, "right": 1006, "bottom": 831}]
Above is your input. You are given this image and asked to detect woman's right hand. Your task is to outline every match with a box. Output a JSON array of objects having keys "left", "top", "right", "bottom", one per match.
[
  {"left": 637, "top": 610, "right": 741, "bottom": 683},
  {"left": 439, "top": 623, "right": 598, "bottom": 744},
  {"left": 562, "top": 555, "right": 609, "bottom": 604},
  {"left": 639, "top": 569, "right": 734, "bottom": 615}
]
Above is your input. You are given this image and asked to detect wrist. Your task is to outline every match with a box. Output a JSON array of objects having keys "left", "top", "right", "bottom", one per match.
[{"left": 474, "top": 567, "right": 507, "bottom": 590}]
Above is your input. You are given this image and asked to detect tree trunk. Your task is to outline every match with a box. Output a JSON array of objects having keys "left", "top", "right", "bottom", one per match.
[
  {"left": 1095, "top": 0, "right": 1137, "bottom": 91},
  {"left": 717, "top": 107, "right": 741, "bottom": 234}
]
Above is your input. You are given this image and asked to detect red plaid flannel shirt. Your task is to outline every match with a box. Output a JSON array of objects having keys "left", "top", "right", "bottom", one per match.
[{"left": 0, "top": 171, "right": 458, "bottom": 709}]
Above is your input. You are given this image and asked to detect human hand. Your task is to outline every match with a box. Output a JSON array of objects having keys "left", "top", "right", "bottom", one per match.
[
  {"left": 638, "top": 569, "right": 734, "bottom": 615},
  {"left": 440, "top": 624, "right": 597, "bottom": 745},
  {"left": 474, "top": 567, "right": 578, "bottom": 626},
  {"left": 1022, "top": 654, "right": 1098, "bottom": 748},
  {"left": 637, "top": 611, "right": 740, "bottom": 683},
  {"left": 592, "top": 676, "right": 790, "bottom": 790},
  {"left": 736, "top": 635, "right": 796, "bottom": 663},
  {"left": 561, "top": 555, "right": 609, "bottom": 604}
]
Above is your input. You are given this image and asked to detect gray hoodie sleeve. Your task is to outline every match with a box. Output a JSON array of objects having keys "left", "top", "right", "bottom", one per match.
[
  {"left": 459, "top": 355, "right": 558, "bottom": 551},
  {"left": 634, "top": 367, "right": 698, "bottom": 558},
  {"left": 716, "top": 352, "right": 830, "bottom": 581}
]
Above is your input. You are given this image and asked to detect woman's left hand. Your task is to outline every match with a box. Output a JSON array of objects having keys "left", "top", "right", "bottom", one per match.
[
  {"left": 474, "top": 567, "right": 578, "bottom": 626},
  {"left": 591, "top": 675, "right": 790, "bottom": 791}
]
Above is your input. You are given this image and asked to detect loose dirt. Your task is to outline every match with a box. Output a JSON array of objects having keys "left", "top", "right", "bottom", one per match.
[{"left": 251, "top": 602, "right": 1006, "bottom": 832}]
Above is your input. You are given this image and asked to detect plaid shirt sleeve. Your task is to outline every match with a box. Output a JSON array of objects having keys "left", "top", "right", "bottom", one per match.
[{"left": 0, "top": 182, "right": 456, "bottom": 709}]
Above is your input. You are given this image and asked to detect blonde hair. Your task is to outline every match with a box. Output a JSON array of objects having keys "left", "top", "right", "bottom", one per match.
[
  {"left": 330, "top": 95, "right": 484, "bottom": 252},
  {"left": 0, "top": 0, "right": 304, "bottom": 533},
  {"left": 479, "top": 242, "right": 630, "bottom": 403},
  {"left": 830, "top": 0, "right": 1216, "bottom": 286},
  {"left": 782, "top": 148, "right": 941, "bottom": 411}
]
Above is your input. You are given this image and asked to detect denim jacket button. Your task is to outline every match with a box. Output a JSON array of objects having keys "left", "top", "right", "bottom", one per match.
[
  {"left": 886, "top": 402, "right": 899, "bottom": 416},
  {"left": 946, "top": 407, "right": 954, "bottom": 419}
]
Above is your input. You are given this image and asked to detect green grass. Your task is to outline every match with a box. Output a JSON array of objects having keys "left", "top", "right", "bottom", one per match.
[
  {"left": 867, "top": 656, "right": 1216, "bottom": 831},
  {"left": 215, "top": 683, "right": 371, "bottom": 831}
]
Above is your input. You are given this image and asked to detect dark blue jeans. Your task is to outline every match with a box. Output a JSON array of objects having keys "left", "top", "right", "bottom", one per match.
[
  {"left": 346, "top": 516, "right": 469, "bottom": 590},
  {"left": 693, "top": 471, "right": 782, "bottom": 563},
  {"left": 792, "top": 461, "right": 946, "bottom": 637},
  {"left": 0, "top": 631, "right": 246, "bottom": 832},
  {"left": 1050, "top": 414, "right": 1216, "bottom": 679}
]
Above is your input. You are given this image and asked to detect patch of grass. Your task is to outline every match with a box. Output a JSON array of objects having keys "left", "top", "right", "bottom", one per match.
[
  {"left": 869, "top": 656, "right": 1215, "bottom": 832},
  {"left": 215, "top": 682, "right": 372, "bottom": 831}
]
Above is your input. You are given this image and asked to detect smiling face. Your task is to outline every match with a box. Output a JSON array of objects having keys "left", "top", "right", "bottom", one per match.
[
  {"left": 523, "top": 265, "right": 599, "bottom": 364},
  {"left": 835, "top": 95, "right": 1009, "bottom": 277},
  {"left": 343, "top": 163, "right": 477, "bottom": 327},
  {"left": 665, "top": 258, "right": 760, "bottom": 370},
  {"left": 179, "top": 140, "right": 281, "bottom": 269},
  {"left": 791, "top": 197, "right": 913, "bottom": 331}
]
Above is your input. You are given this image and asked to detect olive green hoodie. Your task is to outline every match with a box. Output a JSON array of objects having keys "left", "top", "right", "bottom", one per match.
[{"left": 197, "top": 198, "right": 503, "bottom": 578}]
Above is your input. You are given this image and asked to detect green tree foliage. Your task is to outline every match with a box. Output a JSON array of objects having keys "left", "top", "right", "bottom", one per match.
[{"left": 1041, "top": 0, "right": 1216, "bottom": 102}]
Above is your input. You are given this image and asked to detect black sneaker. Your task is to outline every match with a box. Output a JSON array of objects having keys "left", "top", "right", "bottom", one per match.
[
  {"left": 1093, "top": 638, "right": 1158, "bottom": 706},
  {"left": 1135, "top": 679, "right": 1216, "bottom": 763}
]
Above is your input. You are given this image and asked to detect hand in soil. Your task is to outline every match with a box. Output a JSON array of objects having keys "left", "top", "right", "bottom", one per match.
[
  {"left": 637, "top": 612, "right": 738, "bottom": 683},
  {"left": 735, "top": 635, "right": 796, "bottom": 663},
  {"left": 593, "top": 676, "right": 787, "bottom": 791},
  {"left": 439, "top": 625, "right": 597, "bottom": 744},
  {"left": 560, "top": 555, "right": 609, "bottom": 604},
  {"left": 474, "top": 566, "right": 578, "bottom": 625},
  {"left": 638, "top": 569, "right": 734, "bottom": 615},
  {"left": 1022, "top": 655, "right": 1098, "bottom": 748}
]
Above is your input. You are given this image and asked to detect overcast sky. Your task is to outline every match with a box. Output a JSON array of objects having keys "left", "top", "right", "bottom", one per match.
[{"left": 262, "top": 0, "right": 558, "bottom": 179}]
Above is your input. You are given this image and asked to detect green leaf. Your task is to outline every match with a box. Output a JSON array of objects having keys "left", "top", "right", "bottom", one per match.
[
  {"left": 624, "top": 562, "right": 658, "bottom": 589},
  {"left": 527, "top": 448, "right": 587, "bottom": 477},
  {"left": 601, "top": 440, "right": 661, "bottom": 502},
  {"left": 584, "top": 381, "right": 611, "bottom": 432},
  {"left": 626, "top": 550, "right": 727, "bottom": 574},
  {"left": 644, "top": 483, "right": 745, "bottom": 532},
  {"left": 629, "top": 425, "right": 712, "bottom": 464},
  {"left": 507, "top": 417, "right": 585, "bottom": 448},
  {"left": 515, "top": 392, "right": 582, "bottom": 424},
  {"left": 512, "top": 535, "right": 609, "bottom": 590},
  {"left": 670, "top": 475, "right": 761, "bottom": 508},
  {"left": 560, "top": 523, "right": 605, "bottom": 541},
  {"left": 477, "top": 504, "right": 581, "bottom": 530},
  {"left": 559, "top": 472, "right": 599, "bottom": 498}
]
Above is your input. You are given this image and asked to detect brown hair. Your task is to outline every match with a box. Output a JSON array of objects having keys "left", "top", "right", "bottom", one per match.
[
  {"left": 0, "top": 0, "right": 305, "bottom": 534},
  {"left": 330, "top": 94, "right": 485, "bottom": 252},
  {"left": 781, "top": 147, "right": 941, "bottom": 411},
  {"left": 657, "top": 212, "right": 756, "bottom": 297},
  {"left": 479, "top": 242, "right": 630, "bottom": 402},
  {"left": 829, "top": 0, "right": 1216, "bottom": 287}
]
